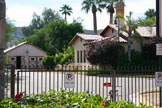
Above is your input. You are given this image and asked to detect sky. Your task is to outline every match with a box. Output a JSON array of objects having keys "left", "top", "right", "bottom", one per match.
[{"left": 6, "top": 0, "right": 156, "bottom": 30}]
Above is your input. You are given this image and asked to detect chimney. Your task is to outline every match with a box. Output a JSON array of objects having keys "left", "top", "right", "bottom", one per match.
[{"left": 116, "top": 1, "right": 124, "bottom": 27}]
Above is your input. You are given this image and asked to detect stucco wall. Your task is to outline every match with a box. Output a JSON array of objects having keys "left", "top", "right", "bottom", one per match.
[
  {"left": 7, "top": 44, "right": 47, "bottom": 57},
  {"left": 6, "top": 43, "right": 47, "bottom": 68},
  {"left": 131, "top": 41, "right": 142, "bottom": 52},
  {"left": 73, "top": 38, "right": 90, "bottom": 66},
  {"left": 103, "top": 28, "right": 117, "bottom": 37}
]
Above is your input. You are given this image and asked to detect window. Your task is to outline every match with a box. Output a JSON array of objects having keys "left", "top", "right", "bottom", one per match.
[
  {"left": 77, "top": 51, "right": 79, "bottom": 63},
  {"left": 31, "top": 58, "right": 35, "bottom": 61},
  {"left": 11, "top": 58, "right": 15, "bottom": 61},
  {"left": 112, "top": 29, "right": 114, "bottom": 33},
  {"left": 80, "top": 50, "right": 82, "bottom": 63},
  {"left": 84, "top": 50, "right": 86, "bottom": 63},
  {"left": 80, "top": 38, "right": 82, "bottom": 42},
  {"left": 39, "top": 58, "right": 42, "bottom": 61}
]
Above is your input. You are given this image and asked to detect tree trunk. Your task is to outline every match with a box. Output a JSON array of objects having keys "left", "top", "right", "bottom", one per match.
[
  {"left": 65, "top": 13, "right": 67, "bottom": 23},
  {"left": 0, "top": 0, "right": 6, "bottom": 100},
  {"left": 128, "top": 35, "right": 131, "bottom": 63},
  {"left": 93, "top": 11, "right": 97, "bottom": 34},
  {"left": 110, "top": 12, "right": 113, "bottom": 24}
]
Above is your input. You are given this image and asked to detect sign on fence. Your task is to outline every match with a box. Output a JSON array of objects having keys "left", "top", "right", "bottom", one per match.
[
  {"left": 160, "top": 0, "right": 162, "bottom": 37},
  {"left": 156, "top": 44, "right": 162, "bottom": 55},
  {"left": 155, "top": 72, "right": 162, "bottom": 87},
  {"left": 64, "top": 72, "right": 75, "bottom": 88},
  {"left": 104, "top": 83, "right": 111, "bottom": 87}
]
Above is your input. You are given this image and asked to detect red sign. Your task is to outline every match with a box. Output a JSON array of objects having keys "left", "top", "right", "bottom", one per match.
[{"left": 104, "top": 83, "right": 111, "bottom": 86}]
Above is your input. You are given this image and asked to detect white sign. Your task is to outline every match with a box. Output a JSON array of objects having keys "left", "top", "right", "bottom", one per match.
[
  {"left": 160, "top": 0, "right": 162, "bottom": 37},
  {"left": 64, "top": 72, "right": 75, "bottom": 88},
  {"left": 156, "top": 44, "right": 162, "bottom": 55},
  {"left": 155, "top": 72, "right": 162, "bottom": 87}
]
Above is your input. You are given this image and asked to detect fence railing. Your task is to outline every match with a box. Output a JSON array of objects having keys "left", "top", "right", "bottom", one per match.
[{"left": 5, "top": 65, "right": 161, "bottom": 107}]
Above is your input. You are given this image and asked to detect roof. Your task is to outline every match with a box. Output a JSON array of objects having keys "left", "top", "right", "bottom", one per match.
[
  {"left": 100, "top": 24, "right": 156, "bottom": 38},
  {"left": 93, "top": 36, "right": 127, "bottom": 43},
  {"left": 136, "top": 26, "right": 156, "bottom": 37},
  {"left": 69, "top": 33, "right": 103, "bottom": 44},
  {"left": 100, "top": 24, "right": 128, "bottom": 37},
  {"left": 4, "top": 41, "right": 48, "bottom": 54}
]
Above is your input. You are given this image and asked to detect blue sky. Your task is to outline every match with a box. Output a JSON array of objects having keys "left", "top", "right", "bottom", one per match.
[{"left": 6, "top": 0, "right": 155, "bottom": 30}]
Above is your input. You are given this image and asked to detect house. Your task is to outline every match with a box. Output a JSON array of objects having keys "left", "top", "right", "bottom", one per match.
[
  {"left": 69, "top": 1, "right": 156, "bottom": 66},
  {"left": 100, "top": 24, "right": 156, "bottom": 53},
  {"left": 4, "top": 42, "right": 48, "bottom": 69},
  {"left": 69, "top": 25, "right": 156, "bottom": 66},
  {"left": 69, "top": 33, "right": 102, "bottom": 65}
]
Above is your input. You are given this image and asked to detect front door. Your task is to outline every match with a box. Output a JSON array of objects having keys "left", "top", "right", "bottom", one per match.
[{"left": 16, "top": 56, "right": 21, "bottom": 69}]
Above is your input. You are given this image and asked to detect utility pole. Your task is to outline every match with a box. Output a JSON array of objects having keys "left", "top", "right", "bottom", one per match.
[{"left": 0, "top": 0, "right": 6, "bottom": 100}]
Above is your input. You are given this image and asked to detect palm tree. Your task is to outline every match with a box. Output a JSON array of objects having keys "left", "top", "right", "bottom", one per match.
[
  {"left": 145, "top": 8, "right": 156, "bottom": 19},
  {"left": 123, "top": 12, "right": 141, "bottom": 63},
  {"left": 82, "top": 0, "right": 105, "bottom": 34},
  {"left": 102, "top": 0, "right": 123, "bottom": 24},
  {"left": 60, "top": 4, "right": 73, "bottom": 22}
]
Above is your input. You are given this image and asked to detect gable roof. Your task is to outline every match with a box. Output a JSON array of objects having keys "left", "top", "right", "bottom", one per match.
[
  {"left": 4, "top": 41, "right": 48, "bottom": 54},
  {"left": 69, "top": 33, "right": 103, "bottom": 44},
  {"left": 100, "top": 24, "right": 128, "bottom": 37},
  {"left": 136, "top": 26, "right": 156, "bottom": 37},
  {"left": 100, "top": 24, "right": 156, "bottom": 38},
  {"left": 93, "top": 36, "right": 127, "bottom": 43}
]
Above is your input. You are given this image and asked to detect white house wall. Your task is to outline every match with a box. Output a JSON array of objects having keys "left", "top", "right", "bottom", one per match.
[
  {"left": 6, "top": 44, "right": 47, "bottom": 68},
  {"left": 103, "top": 28, "right": 117, "bottom": 37},
  {"left": 74, "top": 38, "right": 90, "bottom": 66},
  {"left": 131, "top": 40, "right": 142, "bottom": 52}
]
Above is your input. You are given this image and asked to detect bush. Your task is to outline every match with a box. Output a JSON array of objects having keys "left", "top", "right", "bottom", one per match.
[
  {"left": 86, "top": 38, "right": 123, "bottom": 66},
  {"left": 119, "top": 50, "right": 158, "bottom": 66},
  {"left": 0, "top": 89, "right": 153, "bottom": 108},
  {"left": 142, "top": 44, "right": 159, "bottom": 66},
  {"left": 42, "top": 56, "right": 58, "bottom": 69}
]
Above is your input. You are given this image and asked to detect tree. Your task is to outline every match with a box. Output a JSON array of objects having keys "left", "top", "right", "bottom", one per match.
[
  {"left": 82, "top": 0, "right": 105, "bottom": 34},
  {"left": 137, "top": 17, "right": 156, "bottom": 26},
  {"left": 102, "top": 0, "right": 123, "bottom": 24},
  {"left": 42, "top": 8, "right": 61, "bottom": 24},
  {"left": 123, "top": 12, "right": 140, "bottom": 62},
  {"left": 22, "top": 8, "right": 61, "bottom": 37},
  {"left": 23, "top": 19, "right": 84, "bottom": 55},
  {"left": 86, "top": 37, "right": 124, "bottom": 66},
  {"left": 60, "top": 4, "right": 73, "bottom": 22},
  {"left": 6, "top": 19, "right": 16, "bottom": 42},
  {"left": 137, "top": 8, "right": 156, "bottom": 26},
  {"left": 57, "top": 46, "right": 74, "bottom": 65},
  {"left": 145, "top": 8, "right": 156, "bottom": 19}
]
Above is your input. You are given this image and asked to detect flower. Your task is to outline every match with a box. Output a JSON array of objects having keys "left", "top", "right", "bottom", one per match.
[
  {"left": 14, "top": 98, "right": 20, "bottom": 102},
  {"left": 15, "top": 94, "right": 20, "bottom": 98},
  {"left": 20, "top": 92, "right": 23, "bottom": 97},
  {"left": 15, "top": 92, "right": 23, "bottom": 102},
  {"left": 102, "top": 102, "right": 106, "bottom": 106}
]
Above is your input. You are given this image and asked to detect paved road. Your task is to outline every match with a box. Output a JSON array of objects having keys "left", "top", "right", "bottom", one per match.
[{"left": 6, "top": 71, "right": 158, "bottom": 105}]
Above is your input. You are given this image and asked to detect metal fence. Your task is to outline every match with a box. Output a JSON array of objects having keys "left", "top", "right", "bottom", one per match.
[{"left": 5, "top": 65, "right": 161, "bottom": 107}]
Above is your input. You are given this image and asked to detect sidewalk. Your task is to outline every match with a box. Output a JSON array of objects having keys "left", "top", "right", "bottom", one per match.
[{"left": 138, "top": 92, "right": 161, "bottom": 108}]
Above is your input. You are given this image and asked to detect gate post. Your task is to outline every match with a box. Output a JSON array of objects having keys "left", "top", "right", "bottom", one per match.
[
  {"left": 11, "top": 65, "right": 15, "bottom": 98},
  {"left": 112, "top": 70, "right": 116, "bottom": 102}
]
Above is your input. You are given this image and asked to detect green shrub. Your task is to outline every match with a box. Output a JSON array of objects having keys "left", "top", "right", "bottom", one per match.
[
  {"left": 118, "top": 50, "right": 158, "bottom": 66},
  {"left": 0, "top": 89, "right": 153, "bottom": 108},
  {"left": 42, "top": 56, "right": 58, "bottom": 69}
]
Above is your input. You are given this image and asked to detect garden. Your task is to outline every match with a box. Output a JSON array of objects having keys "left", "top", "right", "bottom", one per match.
[{"left": 0, "top": 89, "right": 153, "bottom": 108}]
